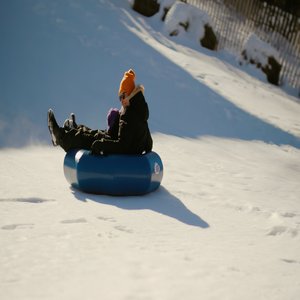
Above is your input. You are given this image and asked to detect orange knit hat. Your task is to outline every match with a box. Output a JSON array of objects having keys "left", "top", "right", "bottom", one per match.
[{"left": 118, "top": 69, "right": 135, "bottom": 97}]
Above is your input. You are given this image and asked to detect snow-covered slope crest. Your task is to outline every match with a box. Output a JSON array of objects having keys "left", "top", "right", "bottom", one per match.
[
  {"left": 123, "top": 6, "right": 300, "bottom": 143},
  {"left": 1, "top": 0, "right": 300, "bottom": 148}
]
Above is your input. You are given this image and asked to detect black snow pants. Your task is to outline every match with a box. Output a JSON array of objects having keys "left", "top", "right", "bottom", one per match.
[{"left": 59, "top": 127, "right": 105, "bottom": 152}]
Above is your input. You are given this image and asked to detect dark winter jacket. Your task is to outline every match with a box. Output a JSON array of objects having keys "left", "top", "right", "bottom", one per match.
[{"left": 91, "top": 85, "right": 153, "bottom": 155}]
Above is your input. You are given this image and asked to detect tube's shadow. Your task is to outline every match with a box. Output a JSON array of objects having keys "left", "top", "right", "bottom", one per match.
[{"left": 71, "top": 186, "right": 209, "bottom": 228}]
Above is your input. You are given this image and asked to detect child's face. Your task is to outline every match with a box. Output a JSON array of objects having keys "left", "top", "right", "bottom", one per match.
[
  {"left": 121, "top": 98, "right": 130, "bottom": 108},
  {"left": 119, "top": 93, "right": 130, "bottom": 108}
]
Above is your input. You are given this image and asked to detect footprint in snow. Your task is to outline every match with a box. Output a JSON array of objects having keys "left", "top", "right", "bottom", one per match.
[
  {"left": 60, "top": 218, "right": 87, "bottom": 224},
  {"left": 114, "top": 225, "right": 133, "bottom": 234},
  {"left": 267, "top": 225, "right": 298, "bottom": 237},
  {"left": 281, "top": 259, "right": 300, "bottom": 264},
  {"left": 280, "top": 212, "right": 298, "bottom": 218},
  {"left": 0, "top": 197, "right": 55, "bottom": 204},
  {"left": 196, "top": 74, "right": 206, "bottom": 79},
  {"left": 98, "top": 231, "right": 118, "bottom": 239},
  {"left": 2, "top": 223, "right": 34, "bottom": 230},
  {"left": 97, "top": 216, "right": 116, "bottom": 223}
]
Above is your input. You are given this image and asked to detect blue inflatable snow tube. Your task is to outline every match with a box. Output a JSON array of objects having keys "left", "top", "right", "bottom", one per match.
[{"left": 63, "top": 149, "right": 163, "bottom": 195}]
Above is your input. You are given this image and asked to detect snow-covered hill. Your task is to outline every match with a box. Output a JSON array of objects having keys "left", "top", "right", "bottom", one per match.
[{"left": 1, "top": 1, "right": 300, "bottom": 299}]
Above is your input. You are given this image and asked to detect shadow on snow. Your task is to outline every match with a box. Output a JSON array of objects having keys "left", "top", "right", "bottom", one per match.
[{"left": 71, "top": 186, "right": 209, "bottom": 229}]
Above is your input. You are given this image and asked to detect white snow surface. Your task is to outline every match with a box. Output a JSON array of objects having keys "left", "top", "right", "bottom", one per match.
[{"left": 1, "top": 1, "right": 300, "bottom": 300}]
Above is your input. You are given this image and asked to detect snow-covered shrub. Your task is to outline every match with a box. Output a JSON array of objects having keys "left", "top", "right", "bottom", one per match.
[
  {"left": 200, "top": 24, "right": 218, "bottom": 51},
  {"left": 132, "top": 0, "right": 160, "bottom": 17},
  {"left": 241, "top": 34, "right": 282, "bottom": 85},
  {"left": 164, "top": 2, "right": 191, "bottom": 36},
  {"left": 164, "top": 1, "right": 218, "bottom": 50},
  {"left": 157, "top": 0, "right": 177, "bottom": 21},
  {"left": 241, "top": 34, "right": 280, "bottom": 67},
  {"left": 131, "top": 0, "right": 178, "bottom": 20}
]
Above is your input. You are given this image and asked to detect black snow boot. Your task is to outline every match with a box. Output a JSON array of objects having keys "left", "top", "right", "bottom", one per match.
[
  {"left": 63, "top": 113, "right": 78, "bottom": 131},
  {"left": 47, "top": 109, "right": 64, "bottom": 146}
]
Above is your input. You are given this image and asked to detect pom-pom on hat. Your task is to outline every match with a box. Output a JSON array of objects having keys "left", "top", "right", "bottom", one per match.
[{"left": 118, "top": 69, "right": 135, "bottom": 97}]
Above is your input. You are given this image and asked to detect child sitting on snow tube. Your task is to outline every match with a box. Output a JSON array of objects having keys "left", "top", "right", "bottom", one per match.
[
  {"left": 48, "top": 69, "right": 153, "bottom": 156},
  {"left": 48, "top": 69, "right": 162, "bottom": 195}
]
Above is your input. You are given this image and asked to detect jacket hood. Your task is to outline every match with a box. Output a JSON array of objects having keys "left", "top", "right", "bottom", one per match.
[
  {"left": 127, "top": 85, "right": 145, "bottom": 101},
  {"left": 125, "top": 85, "right": 149, "bottom": 122}
]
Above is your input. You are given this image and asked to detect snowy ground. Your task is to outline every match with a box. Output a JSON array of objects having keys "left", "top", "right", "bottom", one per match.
[{"left": 1, "top": 1, "right": 300, "bottom": 299}]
